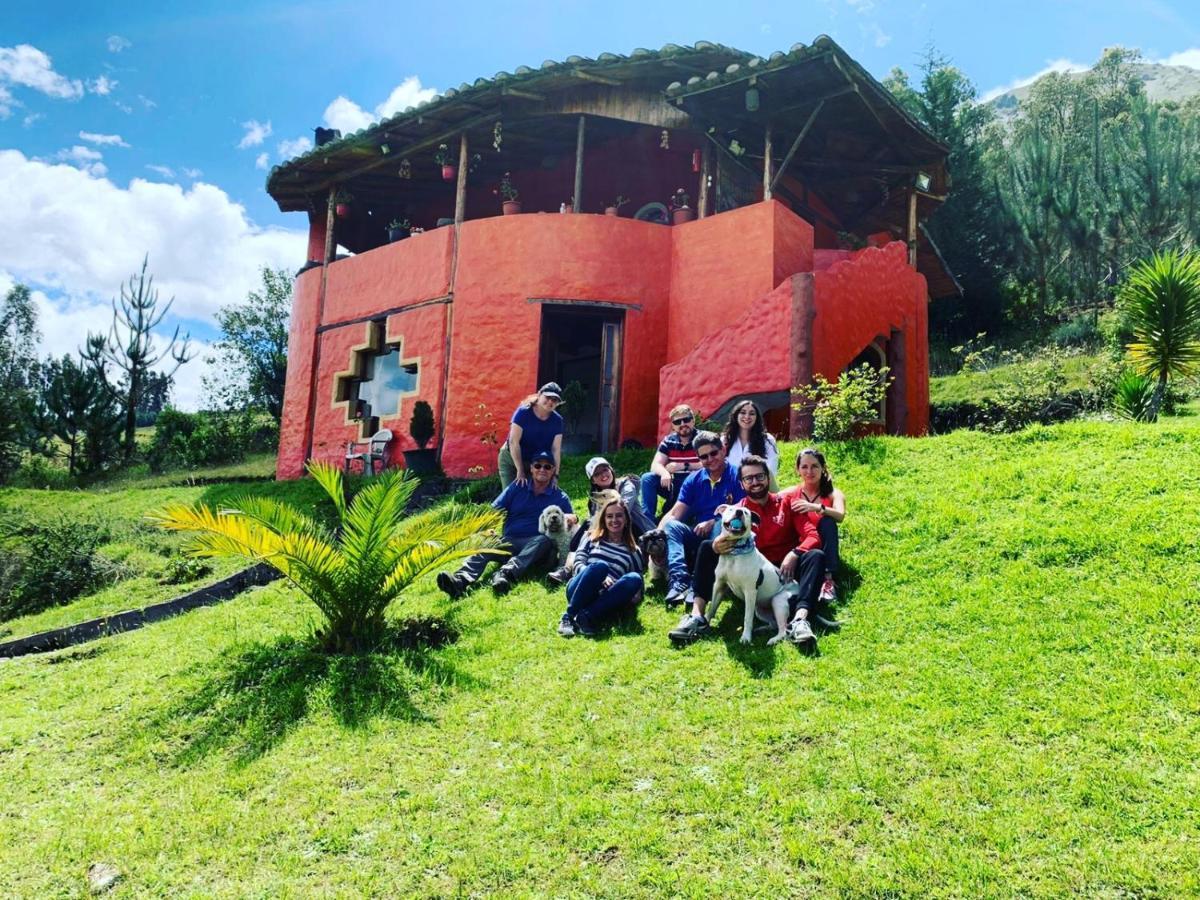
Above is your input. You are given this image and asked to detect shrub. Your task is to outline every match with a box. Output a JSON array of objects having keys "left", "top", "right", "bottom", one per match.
[
  {"left": 10, "top": 456, "right": 74, "bottom": 490},
  {"left": 1113, "top": 370, "right": 1156, "bottom": 421},
  {"left": 0, "top": 518, "right": 114, "bottom": 620},
  {"left": 147, "top": 408, "right": 263, "bottom": 472},
  {"left": 1050, "top": 316, "right": 1100, "bottom": 349},
  {"left": 793, "top": 364, "right": 891, "bottom": 441},
  {"left": 157, "top": 556, "right": 213, "bottom": 585}
]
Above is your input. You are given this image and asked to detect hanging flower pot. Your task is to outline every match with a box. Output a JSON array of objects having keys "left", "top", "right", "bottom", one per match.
[
  {"left": 502, "top": 200, "right": 522, "bottom": 215},
  {"left": 441, "top": 164, "right": 457, "bottom": 182}
]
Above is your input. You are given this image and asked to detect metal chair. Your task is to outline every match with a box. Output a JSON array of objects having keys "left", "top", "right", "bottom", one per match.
[{"left": 344, "top": 429, "right": 393, "bottom": 475}]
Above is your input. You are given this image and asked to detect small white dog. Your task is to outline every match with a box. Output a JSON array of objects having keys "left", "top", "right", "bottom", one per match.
[
  {"left": 707, "top": 505, "right": 788, "bottom": 644},
  {"left": 538, "top": 505, "right": 572, "bottom": 567}
]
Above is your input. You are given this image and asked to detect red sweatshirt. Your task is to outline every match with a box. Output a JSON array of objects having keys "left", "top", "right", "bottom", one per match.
[{"left": 736, "top": 492, "right": 819, "bottom": 566}]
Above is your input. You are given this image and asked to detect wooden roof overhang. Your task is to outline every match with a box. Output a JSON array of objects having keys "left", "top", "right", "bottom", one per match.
[{"left": 265, "top": 42, "right": 752, "bottom": 215}]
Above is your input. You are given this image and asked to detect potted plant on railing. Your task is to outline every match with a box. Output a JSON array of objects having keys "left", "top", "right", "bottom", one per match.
[
  {"left": 603, "top": 195, "right": 630, "bottom": 217},
  {"left": 402, "top": 400, "right": 439, "bottom": 475},
  {"left": 434, "top": 144, "right": 456, "bottom": 181},
  {"left": 495, "top": 172, "right": 520, "bottom": 215},
  {"left": 559, "top": 379, "right": 593, "bottom": 455},
  {"left": 670, "top": 188, "right": 694, "bottom": 225},
  {"left": 386, "top": 217, "right": 412, "bottom": 243},
  {"left": 334, "top": 189, "right": 353, "bottom": 218}
]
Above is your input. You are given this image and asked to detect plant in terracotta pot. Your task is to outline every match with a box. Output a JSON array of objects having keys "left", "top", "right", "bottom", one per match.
[
  {"left": 334, "top": 189, "right": 353, "bottom": 218},
  {"left": 559, "top": 379, "right": 593, "bottom": 455},
  {"left": 669, "top": 188, "right": 693, "bottom": 225},
  {"left": 434, "top": 144, "right": 456, "bottom": 181},
  {"left": 603, "top": 195, "right": 630, "bottom": 217},
  {"left": 402, "top": 400, "right": 439, "bottom": 474},
  {"left": 386, "top": 217, "right": 412, "bottom": 242},
  {"left": 495, "top": 172, "right": 520, "bottom": 215}
]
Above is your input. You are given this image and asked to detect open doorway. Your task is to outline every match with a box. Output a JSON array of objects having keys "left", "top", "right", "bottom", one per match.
[{"left": 537, "top": 304, "right": 624, "bottom": 454}]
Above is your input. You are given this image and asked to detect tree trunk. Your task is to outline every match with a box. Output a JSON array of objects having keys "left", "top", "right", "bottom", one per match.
[{"left": 1148, "top": 371, "right": 1168, "bottom": 422}]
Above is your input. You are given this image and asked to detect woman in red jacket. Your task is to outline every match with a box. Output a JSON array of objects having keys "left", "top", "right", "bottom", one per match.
[{"left": 783, "top": 447, "right": 846, "bottom": 611}]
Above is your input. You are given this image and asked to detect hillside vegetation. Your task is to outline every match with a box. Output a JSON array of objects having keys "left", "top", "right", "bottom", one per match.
[{"left": 2, "top": 418, "right": 1199, "bottom": 896}]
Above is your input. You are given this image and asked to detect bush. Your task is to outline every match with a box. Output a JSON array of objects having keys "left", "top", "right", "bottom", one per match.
[
  {"left": 147, "top": 408, "right": 267, "bottom": 472},
  {"left": 1050, "top": 316, "right": 1100, "bottom": 349},
  {"left": 9, "top": 456, "right": 75, "bottom": 490},
  {"left": 793, "top": 364, "right": 891, "bottom": 441},
  {"left": 0, "top": 518, "right": 114, "bottom": 620},
  {"left": 1113, "top": 370, "right": 1156, "bottom": 421}
]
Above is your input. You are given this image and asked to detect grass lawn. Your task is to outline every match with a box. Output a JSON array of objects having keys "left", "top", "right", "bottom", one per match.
[
  {"left": 2, "top": 420, "right": 1200, "bottom": 895},
  {"left": 929, "top": 351, "right": 1110, "bottom": 406}
]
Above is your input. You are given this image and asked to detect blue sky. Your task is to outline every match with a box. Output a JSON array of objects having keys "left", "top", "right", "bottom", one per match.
[{"left": 1, "top": 0, "right": 1198, "bottom": 406}]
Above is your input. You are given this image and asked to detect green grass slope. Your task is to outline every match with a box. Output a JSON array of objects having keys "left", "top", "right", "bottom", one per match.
[{"left": 2, "top": 421, "right": 1199, "bottom": 896}]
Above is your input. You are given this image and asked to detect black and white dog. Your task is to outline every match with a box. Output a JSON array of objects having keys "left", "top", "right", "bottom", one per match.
[{"left": 707, "top": 505, "right": 787, "bottom": 644}]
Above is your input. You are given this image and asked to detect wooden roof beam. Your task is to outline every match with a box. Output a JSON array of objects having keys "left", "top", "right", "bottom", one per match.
[
  {"left": 502, "top": 85, "right": 546, "bottom": 102},
  {"left": 573, "top": 68, "right": 622, "bottom": 86},
  {"left": 769, "top": 98, "right": 825, "bottom": 193}
]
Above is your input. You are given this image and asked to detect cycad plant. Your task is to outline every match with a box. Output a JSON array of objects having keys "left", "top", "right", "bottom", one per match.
[
  {"left": 151, "top": 462, "right": 505, "bottom": 653},
  {"left": 1112, "top": 370, "right": 1156, "bottom": 422},
  {"left": 1119, "top": 250, "right": 1200, "bottom": 420}
]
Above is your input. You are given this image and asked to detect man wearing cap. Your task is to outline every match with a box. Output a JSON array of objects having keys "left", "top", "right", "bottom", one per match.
[
  {"left": 639, "top": 403, "right": 702, "bottom": 524},
  {"left": 498, "top": 383, "right": 565, "bottom": 490},
  {"left": 657, "top": 431, "right": 745, "bottom": 606},
  {"left": 438, "top": 450, "right": 576, "bottom": 598}
]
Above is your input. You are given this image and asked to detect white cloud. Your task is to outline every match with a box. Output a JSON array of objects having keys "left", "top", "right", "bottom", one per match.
[
  {"left": 277, "top": 135, "right": 313, "bottom": 160},
  {"left": 146, "top": 164, "right": 176, "bottom": 178},
  {"left": 254, "top": 152, "right": 270, "bottom": 170},
  {"left": 54, "top": 145, "right": 106, "bottom": 177},
  {"left": 79, "top": 130, "right": 129, "bottom": 147},
  {"left": 88, "top": 75, "right": 117, "bottom": 96},
  {"left": 22, "top": 112, "right": 42, "bottom": 127},
  {"left": 0, "top": 44, "right": 84, "bottom": 101},
  {"left": 864, "top": 22, "right": 892, "bottom": 47},
  {"left": 322, "top": 75, "right": 438, "bottom": 134},
  {"left": 237, "top": 118, "right": 272, "bottom": 149},
  {"left": 0, "top": 85, "right": 15, "bottom": 118},
  {"left": 138, "top": 94, "right": 156, "bottom": 109},
  {"left": 181, "top": 167, "right": 202, "bottom": 179},
  {"left": 845, "top": 0, "right": 875, "bottom": 12},
  {"left": 1159, "top": 48, "right": 1200, "bottom": 69},
  {"left": 980, "top": 58, "right": 1091, "bottom": 103},
  {"left": 0, "top": 148, "right": 305, "bottom": 328},
  {"left": 114, "top": 100, "right": 133, "bottom": 114},
  {"left": 106, "top": 35, "right": 132, "bottom": 54}
]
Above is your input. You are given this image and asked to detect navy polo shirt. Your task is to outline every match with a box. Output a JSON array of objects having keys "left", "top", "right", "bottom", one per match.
[
  {"left": 676, "top": 462, "right": 745, "bottom": 525},
  {"left": 493, "top": 481, "right": 574, "bottom": 541},
  {"left": 510, "top": 405, "right": 563, "bottom": 464}
]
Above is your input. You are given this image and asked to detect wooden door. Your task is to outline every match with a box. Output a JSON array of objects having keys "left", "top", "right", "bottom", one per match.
[{"left": 598, "top": 319, "right": 622, "bottom": 452}]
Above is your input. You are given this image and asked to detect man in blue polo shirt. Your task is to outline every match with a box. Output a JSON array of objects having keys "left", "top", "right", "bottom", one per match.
[
  {"left": 438, "top": 450, "right": 575, "bottom": 598},
  {"left": 658, "top": 431, "right": 744, "bottom": 606}
]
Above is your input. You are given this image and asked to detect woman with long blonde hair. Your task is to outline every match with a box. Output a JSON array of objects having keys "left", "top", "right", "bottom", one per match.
[{"left": 556, "top": 495, "right": 645, "bottom": 638}]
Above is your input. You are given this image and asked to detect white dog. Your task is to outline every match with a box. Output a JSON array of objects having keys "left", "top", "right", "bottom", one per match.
[
  {"left": 538, "top": 505, "right": 572, "bottom": 567},
  {"left": 707, "top": 505, "right": 789, "bottom": 644}
]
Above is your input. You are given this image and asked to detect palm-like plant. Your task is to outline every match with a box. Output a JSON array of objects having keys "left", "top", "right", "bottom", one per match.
[
  {"left": 1119, "top": 250, "right": 1200, "bottom": 420},
  {"left": 150, "top": 462, "right": 505, "bottom": 653}
]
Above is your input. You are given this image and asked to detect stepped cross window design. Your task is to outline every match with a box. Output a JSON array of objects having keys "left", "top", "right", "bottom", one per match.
[{"left": 333, "top": 320, "right": 421, "bottom": 439}]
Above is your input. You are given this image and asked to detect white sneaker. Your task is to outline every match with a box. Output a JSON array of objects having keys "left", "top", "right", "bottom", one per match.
[{"left": 788, "top": 617, "right": 815, "bottom": 643}]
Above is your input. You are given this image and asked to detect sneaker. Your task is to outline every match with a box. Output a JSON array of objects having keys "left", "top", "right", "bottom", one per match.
[
  {"left": 491, "top": 571, "right": 513, "bottom": 596},
  {"left": 547, "top": 565, "right": 571, "bottom": 587},
  {"left": 664, "top": 583, "right": 690, "bottom": 608},
  {"left": 668, "top": 613, "right": 708, "bottom": 642},
  {"left": 557, "top": 614, "right": 576, "bottom": 637},
  {"left": 819, "top": 576, "right": 837, "bottom": 604},
  {"left": 437, "top": 571, "right": 464, "bottom": 599},
  {"left": 574, "top": 616, "right": 599, "bottom": 638},
  {"left": 787, "top": 617, "right": 815, "bottom": 644}
]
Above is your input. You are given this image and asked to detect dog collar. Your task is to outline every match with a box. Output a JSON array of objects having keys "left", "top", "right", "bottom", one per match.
[{"left": 726, "top": 536, "right": 756, "bottom": 556}]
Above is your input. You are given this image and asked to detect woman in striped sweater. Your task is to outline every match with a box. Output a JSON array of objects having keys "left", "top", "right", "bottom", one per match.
[{"left": 557, "top": 495, "right": 645, "bottom": 638}]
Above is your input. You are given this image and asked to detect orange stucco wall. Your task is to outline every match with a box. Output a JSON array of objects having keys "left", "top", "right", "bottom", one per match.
[
  {"left": 277, "top": 267, "right": 322, "bottom": 479},
  {"left": 321, "top": 228, "right": 453, "bottom": 325}
]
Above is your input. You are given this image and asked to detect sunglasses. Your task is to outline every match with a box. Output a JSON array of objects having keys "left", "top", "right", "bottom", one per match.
[
  {"left": 741, "top": 472, "right": 768, "bottom": 483},
  {"left": 672, "top": 416, "right": 694, "bottom": 426},
  {"left": 531, "top": 462, "right": 554, "bottom": 471},
  {"left": 696, "top": 450, "right": 720, "bottom": 461}
]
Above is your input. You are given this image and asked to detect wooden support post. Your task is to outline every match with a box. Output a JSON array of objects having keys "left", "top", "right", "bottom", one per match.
[
  {"left": 454, "top": 133, "right": 469, "bottom": 225},
  {"left": 907, "top": 189, "right": 918, "bottom": 268},
  {"left": 762, "top": 124, "right": 773, "bottom": 200},
  {"left": 770, "top": 99, "right": 825, "bottom": 195},
  {"left": 322, "top": 186, "right": 337, "bottom": 265},
  {"left": 573, "top": 115, "right": 585, "bottom": 212},
  {"left": 697, "top": 144, "right": 711, "bottom": 218}
]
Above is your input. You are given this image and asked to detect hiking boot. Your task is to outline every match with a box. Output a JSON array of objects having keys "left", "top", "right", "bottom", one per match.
[
  {"left": 818, "top": 576, "right": 837, "bottom": 604},
  {"left": 547, "top": 565, "right": 571, "bottom": 587},
  {"left": 557, "top": 614, "right": 576, "bottom": 637},
  {"left": 437, "top": 571, "right": 466, "bottom": 599},
  {"left": 788, "top": 616, "right": 815, "bottom": 644},
  {"left": 574, "top": 616, "right": 599, "bottom": 638},
  {"left": 668, "top": 613, "right": 708, "bottom": 643},
  {"left": 664, "top": 583, "right": 690, "bottom": 608},
  {"left": 491, "top": 570, "right": 514, "bottom": 596}
]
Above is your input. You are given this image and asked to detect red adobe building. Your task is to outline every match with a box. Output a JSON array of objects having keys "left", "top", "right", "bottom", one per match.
[{"left": 267, "top": 36, "right": 957, "bottom": 479}]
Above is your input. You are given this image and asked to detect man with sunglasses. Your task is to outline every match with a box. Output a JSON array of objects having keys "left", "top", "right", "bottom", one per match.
[
  {"left": 639, "top": 404, "right": 701, "bottom": 524},
  {"left": 438, "top": 450, "right": 575, "bottom": 598},
  {"left": 669, "top": 453, "right": 820, "bottom": 643},
  {"left": 657, "top": 431, "right": 745, "bottom": 606}
]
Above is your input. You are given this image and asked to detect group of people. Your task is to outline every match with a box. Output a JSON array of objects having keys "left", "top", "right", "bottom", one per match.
[{"left": 436, "top": 382, "right": 845, "bottom": 646}]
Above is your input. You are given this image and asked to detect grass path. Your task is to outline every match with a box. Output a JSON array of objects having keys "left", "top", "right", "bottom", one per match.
[{"left": 2, "top": 421, "right": 1199, "bottom": 895}]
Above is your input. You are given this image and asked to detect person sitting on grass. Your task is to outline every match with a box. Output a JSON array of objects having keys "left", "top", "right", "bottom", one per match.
[
  {"left": 557, "top": 495, "right": 645, "bottom": 638},
  {"left": 658, "top": 431, "right": 744, "bottom": 607},
  {"left": 639, "top": 404, "right": 701, "bottom": 524},
  {"left": 781, "top": 447, "right": 845, "bottom": 608},
  {"left": 438, "top": 450, "right": 575, "bottom": 598},
  {"left": 668, "top": 454, "right": 823, "bottom": 645},
  {"left": 549, "top": 456, "right": 654, "bottom": 586}
]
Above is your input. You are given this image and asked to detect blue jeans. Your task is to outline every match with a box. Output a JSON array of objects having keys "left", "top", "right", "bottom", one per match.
[
  {"left": 565, "top": 563, "right": 644, "bottom": 628},
  {"left": 663, "top": 518, "right": 702, "bottom": 588},
  {"left": 639, "top": 471, "right": 686, "bottom": 524}
]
